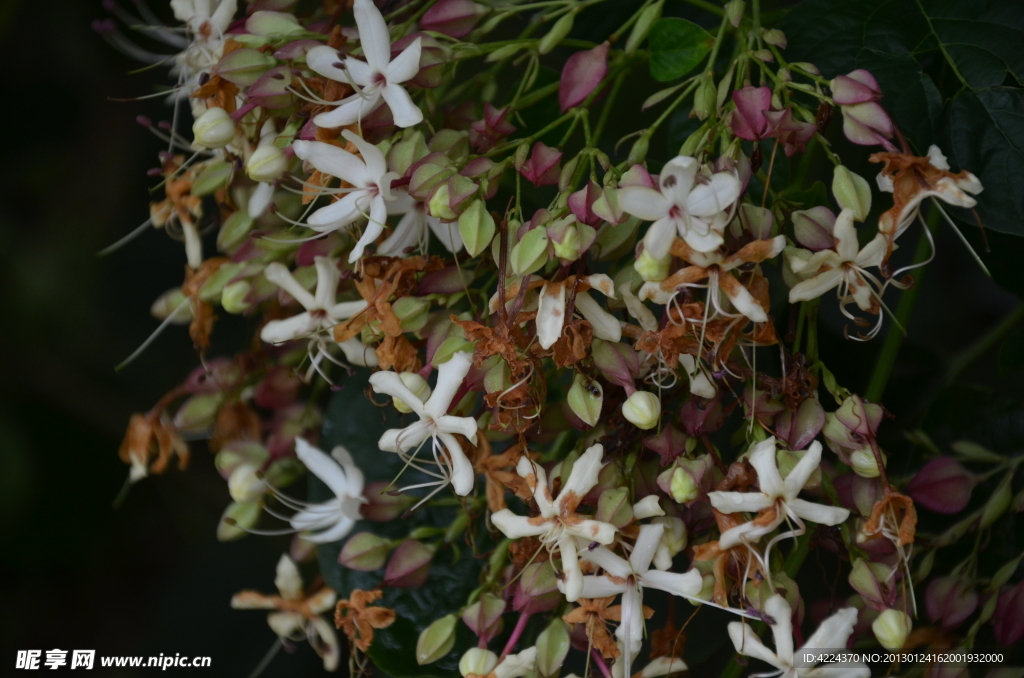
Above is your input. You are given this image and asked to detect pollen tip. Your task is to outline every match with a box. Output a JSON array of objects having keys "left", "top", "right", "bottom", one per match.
[
  {"left": 136, "top": 115, "right": 152, "bottom": 127},
  {"left": 224, "top": 517, "right": 238, "bottom": 526}
]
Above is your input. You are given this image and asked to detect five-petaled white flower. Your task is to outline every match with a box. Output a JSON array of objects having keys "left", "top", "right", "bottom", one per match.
[
  {"left": 619, "top": 156, "right": 741, "bottom": 258},
  {"left": 490, "top": 444, "right": 617, "bottom": 603},
  {"left": 572, "top": 523, "right": 703, "bottom": 678},
  {"left": 306, "top": 0, "right": 423, "bottom": 128},
  {"left": 369, "top": 351, "right": 479, "bottom": 496},
  {"left": 708, "top": 438, "right": 849, "bottom": 552},
  {"left": 729, "top": 594, "right": 868, "bottom": 678},
  {"left": 169, "top": 0, "right": 237, "bottom": 107},
  {"left": 287, "top": 438, "right": 366, "bottom": 543},
  {"left": 293, "top": 130, "right": 399, "bottom": 263},
  {"left": 260, "top": 257, "right": 376, "bottom": 376},
  {"left": 231, "top": 554, "right": 340, "bottom": 671}
]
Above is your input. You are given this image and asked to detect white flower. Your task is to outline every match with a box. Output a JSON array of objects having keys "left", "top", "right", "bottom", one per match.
[
  {"left": 170, "top": 0, "right": 237, "bottom": 106},
  {"left": 572, "top": 523, "right": 703, "bottom": 678},
  {"left": 536, "top": 274, "right": 618, "bottom": 350},
  {"left": 306, "top": 0, "right": 423, "bottom": 128},
  {"left": 377, "top": 191, "right": 464, "bottom": 256},
  {"left": 231, "top": 554, "right": 340, "bottom": 671},
  {"left": 619, "top": 156, "right": 741, "bottom": 258},
  {"left": 259, "top": 257, "right": 375, "bottom": 378},
  {"left": 728, "top": 594, "right": 868, "bottom": 678},
  {"left": 289, "top": 438, "right": 366, "bottom": 543},
  {"left": 787, "top": 209, "right": 887, "bottom": 312},
  {"left": 491, "top": 444, "right": 617, "bottom": 602},
  {"left": 369, "top": 352, "right": 479, "bottom": 496},
  {"left": 292, "top": 130, "right": 399, "bottom": 263},
  {"left": 493, "top": 647, "right": 537, "bottom": 678},
  {"left": 708, "top": 438, "right": 849, "bottom": 551}
]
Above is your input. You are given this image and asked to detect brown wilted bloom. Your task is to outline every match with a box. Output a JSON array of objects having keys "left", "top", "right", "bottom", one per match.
[
  {"left": 333, "top": 256, "right": 442, "bottom": 343},
  {"left": 472, "top": 438, "right": 532, "bottom": 512},
  {"left": 189, "top": 73, "right": 240, "bottom": 113},
  {"left": 563, "top": 596, "right": 622, "bottom": 659},
  {"left": 861, "top": 487, "right": 917, "bottom": 547},
  {"left": 374, "top": 334, "right": 422, "bottom": 373},
  {"left": 210, "top": 401, "right": 261, "bottom": 452},
  {"left": 119, "top": 412, "right": 189, "bottom": 483},
  {"left": 181, "top": 257, "right": 230, "bottom": 353},
  {"left": 335, "top": 589, "right": 397, "bottom": 652}
]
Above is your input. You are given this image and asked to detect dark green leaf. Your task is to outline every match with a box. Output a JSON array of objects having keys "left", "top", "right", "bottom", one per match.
[
  {"left": 781, "top": 0, "right": 1024, "bottom": 236},
  {"left": 648, "top": 18, "right": 713, "bottom": 83},
  {"left": 311, "top": 369, "right": 483, "bottom": 678}
]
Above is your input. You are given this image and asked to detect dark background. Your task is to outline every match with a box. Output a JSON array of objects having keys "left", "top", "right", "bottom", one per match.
[{"left": 0, "top": 0, "right": 1020, "bottom": 676}]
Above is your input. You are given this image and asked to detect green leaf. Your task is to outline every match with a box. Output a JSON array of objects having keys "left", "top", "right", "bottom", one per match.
[
  {"left": 648, "top": 18, "right": 714, "bottom": 83},
  {"left": 311, "top": 369, "right": 483, "bottom": 678},
  {"left": 781, "top": 0, "right": 1024, "bottom": 236}
]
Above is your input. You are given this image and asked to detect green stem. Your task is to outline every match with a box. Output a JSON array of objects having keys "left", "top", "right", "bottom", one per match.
[
  {"left": 945, "top": 304, "right": 1024, "bottom": 386},
  {"left": 685, "top": 0, "right": 725, "bottom": 16},
  {"left": 593, "top": 69, "right": 628, "bottom": 143},
  {"left": 864, "top": 215, "right": 935, "bottom": 402}
]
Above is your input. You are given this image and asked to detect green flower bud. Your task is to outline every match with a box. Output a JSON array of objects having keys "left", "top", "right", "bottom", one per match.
[
  {"left": 198, "top": 261, "right": 246, "bottom": 302},
  {"left": 217, "top": 501, "right": 261, "bottom": 541},
  {"left": 150, "top": 287, "right": 192, "bottom": 323},
  {"left": 428, "top": 183, "right": 459, "bottom": 220},
  {"left": 485, "top": 43, "right": 523, "bottom": 62},
  {"left": 872, "top": 608, "right": 911, "bottom": 650},
  {"left": 596, "top": 487, "right": 634, "bottom": 528},
  {"left": 429, "top": 129, "right": 470, "bottom": 159},
  {"left": 762, "top": 28, "right": 787, "bottom": 48},
  {"left": 634, "top": 248, "right": 672, "bottom": 282},
  {"left": 627, "top": 134, "right": 650, "bottom": 166},
  {"left": 417, "top": 614, "right": 458, "bottom": 665},
  {"left": 622, "top": 390, "right": 661, "bottom": 430},
  {"left": 538, "top": 11, "right": 575, "bottom": 55},
  {"left": 483, "top": 357, "right": 510, "bottom": 394},
  {"left": 567, "top": 374, "right": 603, "bottom": 427},
  {"left": 215, "top": 48, "right": 275, "bottom": 87},
  {"left": 460, "top": 649, "right": 498, "bottom": 677},
  {"left": 510, "top": 227, "right": 549, "bottom": 275},
  {"left": 246, "top": 10, "right": 304, "bottom": 37},
  {"left": 693, "top": 73, "right": 716, "bottom": 121},
  {"left": 832, "top": 166, "right": 872, "bottom": 221},
  {"left": 725, "top": 0, "right": 745, "bottom": 27},
  {"left": 850, "top": 448, "right": 886, "bottom": 478},
  {"left": 192, "top": 107, "right": 236, "bottom": 149},
  {"left": 389, "top": 131, "right": 430, "bottom": 177},
  {"left": 393, "top": 296, "right": 431, "bottom": 333},
  {"left": 247, "top": 144, "right": 288, "bottom": 182},
  {"left": 668, "top": 466, "right": 699, "bottom": 503},
  {"left": 339, "top": 532, "right": 393, "bottom": 571},
  {"left": 536, "top": 618, "right": 570, "bottom": 677},
  {"left": 980, "top": 475, "right": 1013, "bottom": 529},
  {"left": 221, "top": 280, "right": 252, "bottom": 314},
  {"left": 625, "top": 0, "right": 664, "bottom": 53},
  {"left": 458, "top": 199, "right": 496, "bottom": 257},
  {"left": 218, "top": 210, "right": 255, "bottom": 252},
  {"left": 432, "top": 335, "right": 475, "bottom": 367},
  {"left": 264, "top": 457, "right": 304, "bottom": 488},
  {"left": 193, "top": 160, "right": 234, "bottom": 196}
]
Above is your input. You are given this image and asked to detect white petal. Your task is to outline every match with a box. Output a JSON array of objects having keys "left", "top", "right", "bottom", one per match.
[
  {"left": 708, "top": 490, "right": 774, "bottom": 515},
  {"left": 643, "top": 217, "right": 678, "bottom": 259},
  {"left": 264, "top": 262, "right": 316, "bottom": 309},
  {"left": 619, "top": 186, "right": 672, "bottom": 222},
  {"left": 268, "top": 611, "right": 305, "bottom": 639},
  {"left": 788, "top": 269, "right": 844, "bottom": 303},
  {"left": 574, "top": 574, "right": 627, "bottom": 599},
  {"left": 926, "top": 145, "right": 950, "bottom": 170},
  {"left": 680, "top": 353, "right": 717, "bottom": 399},
  {"left": 787, "top": 498, "right": 850, "bottom": 526},
  {"left": 302, "top": 514, "right": 356, "bottom": 544},
  {"left": 426, "top": 214, "right": 464, "bottom": 253},
  {"left": 337, "top": 336, "right": 378, "bottom": 367},
  {"left": 493, "top": 647, "right": 537, "bottom": 678},
  {"left": 765, "top": 594, "right": 794, "bottom": 666},
  {"left": 620, "top": 283, "right": 658, "bottom": 331},
  {"left": 632, "top": 495, "right": 665, "bottom": 520},
  {"left": 260, "top": 313, "right": 319, "bottom": 344},
  {"left": 581, "top": 545, "right": 632, "bottom": 578},
  {"left": 536, "top": 282, "right": 567, "bottom": 350},
  {"left": 558, "top": 444, "right": 605, "bottom": 507},
  {"left": 719, "top": 275, "right": 767, "bottom": 322},
  {"left": 854, "top": 234, "right": 887, "bottom": 268},
  {"left": 369, "top": 371, "right": 426, "bottom": 414},
  {"left": 296, "top": 438, "right": 354, "bottom": 499},
  {"left": 377, "top": 209, "right": 424, "bottom": 256},
  {"left": 293, "top": 140, "right": 370, "bottom": 187},
  {"left": 659, "top": 156, "right": 699, "bottom": 205},
  {"left": 491, "top": 509, "right": 551, "bottom": 539},
  {"left": 680, "top": 219, "right": 724, "bottom": 253},
  {"left": 210, "top": 0, "right": 237, "bottom": 31},
  {"left": 630, "top": 523, "right": 664, "bottom": 573},
  {"left": 565, "top": 519, "right": 617, "bottom": 545},
  {"left": 248, "top": 181, "right": 274, "bottom": 218},
  {"left": 783, "top": 441, "right": 822, "bottom": 499},
  {"left": 309, "top": 616, "right": 341, "bottom": 672},
  {"left": 438, "top": 431, "right": 476, "bottom": 495},
  {"left": 308, "top": 191, "right": 364, "bottom": 231},
  {"left": 642, "top": 657, "right": 688, "bottom": 678},
  {"left": 748, "top": 438, "right": 784, "bottom": 497},
  {"left": 306, "top": 45, "right": 356, "bottom": 84},
  {"left": 802, "top": 607, "right": 859, "bottom": 653},
  {"left": 331, "top": 444, "right": 364, "bottom": 495},
  {"left": 560, "top": 536, "right": 584, "bottom": 602},
  {"left": 686, "top": 173, "right": 740, "bottom": 217},
  {"left": 382, "top": 83, "right": 424, "bottom": 128},
  {"left": 274, "top": 554, "right": 304, "bottom": 599},
  {"left": 312, "top": 257, "right": 341, "bottom": 309},
  {"left": 353, "top": 0, "right": 391, "bottom": 71},
  {"left": 640, "top": 568, "right": 703, "bottom": 599},
  {"left": 728, "top": 621, "right": 782, "bottom": 669},
  {"left": 832, "top": 209, "right": 859, "bottom": 262},
  {"left": 718, "top": 514, "right": 781, "bottom": 550},
  {"left": 575, "top": 291, "right": 621, "bottom": 342},
  {"left": 378, "top": 419, "right": 431, "bottom": 452},
  {"left": 341, "top": 129, "right": 388, "bottom": 184},
  {"left": 424, "top": 350, "right": 473, "bottom": 419},
  {"left": 385, "top": 38, "right": 422, "bottom": 84},
  {"left": 436, "top": 415, "right": 478, "bottom": 443},
  {"left": 312, "top": 93, "right": 380, "bottom": 129}
]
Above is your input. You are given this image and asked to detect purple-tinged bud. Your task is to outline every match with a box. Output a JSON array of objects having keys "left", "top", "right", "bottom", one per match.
[
  {"left": 849, "top": 558, "right": 896, "bottom": 611},
  {"left": 907, "top": 457, "right": 976, "bottom": 514},
  {"left": 254, "top": 366, "right": 301, "bottom": 410},
  {"left": 516, "top": 142, "right": 562, "bottom": 187},
  {"left": 731, "top": 86, "right": 773, "bottom": 141},
  {"left": 644, "top": 424, "right": 689, "bottom": 466},
  {"left": 830, "top": 70, "right": 882, "bottom": 106},
  {"left": 389, "top": 131, "right": 430, "bottom": 178},
  {"left": 339, "top": 532, "right": 393, "bottom": 571},
  {"left": 409, "top": 153, "right": 456, "bottom": 199},
  {"left": 290, "top": 534, "right": 317, "bottom": 563},
  {"left": 596, "top": 487, "right": 634, "bottom": 528},
  {"left": 993, "top": 580, "right": 1024, "bottom": 646},
  {"left": 560, "top": 42, "right": 609, "bottom": 112},
  {"left": 514, "top": 563, "right": 561, "bottom": 614},
  {"left": 679, "top": 393, "right": 727, "bottom": 435},
  {"left": 569, "top": 180, "right": 603, "bottom": 226},
  {"left": 273, "top": 39, "right": 320, "bottom": 60},
  {"left": 775, "top": 397, "right": 825, "bottom": 451},
  {"left": 469, "top": 103, "right": 516, "bottom": 153},
  {"left": 925, "top": 576, "right": 979, "bottom": 629},
  {"left": 591, "top": 339, "right": 641, "bottom": 390},
  {"left": 792, "top": 206, "right": 837, "bottom": 251},
  {"left": 421, "top": 0, "right": 487, "bottom": 38},
  {"left": 173, "top": 393, "right": 224, "bottom": 432},
  {"left": 841, "top": 102, "right": 895, "bottom": 150},
  {"left": 361, "top": 480, "right": 415, "bottom": 522},
  {"left": 248, "top": 66, "right": 294, "bottom": 109},
  {"left": 384, "top": 540, "right": 436, "bottom": 587},
  {"left": 215, "top": 48, "right": 276, "bottom": 87},
  {"left": 462, "top": 593, "right": 505, "bottom": 643},
  {"left": 739, "top": 203, "right": 774, "bottom": 240}
]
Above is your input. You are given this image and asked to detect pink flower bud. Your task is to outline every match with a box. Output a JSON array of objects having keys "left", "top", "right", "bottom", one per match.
[
  {"left": 994, "top": 580, "right": 1024, "bottom": 646},
  {"left": 830, "top": 70, "right": 882, "bottom": 106},
  {"left": 764, "top": 107, "right": 817, "bottom": 156},
  {"left": 514, "top": 563, "right": 561, "bottom": 614},
  {"left": 792, "top": 206, "right": 837, "bottom": 251},
  {"left": 908, "top": 457, "right": 976, "bottom": 514},
  {"left": 469, "top": 103, "right": 516, "bottom": 153},
  {"left": 775, "top": 397, "right": 825, "bottom": 451},
  {"left": 248, "top": 66, "right": 295, "bottom": 109},
  {"left": 730, "top": 86, "right": 773, "bottom": 140},
  {"left": 421, "top": 0, "right": 487, "bottom": 38},
  {"left": 559, "top": 42, "right": 610, "bottom": 112},
  {"left": 618, "top": 163, "right": 657, "bottom": 190},
  {"left": 254, "top": 366, "right": 301, "bottom": 410},
  {"left": 568, "top": 180, "right": 603, "bottom": 226},
  {"left": 849, "top": 558, "right": 897, "bottom": 611},
  {"left": 384, "top": 539, "right": 436, "bottom": 587},
  {"left": 273, "top": 39, "right": 321, "bottom": 61},
  {"left": 926, "top": 576, "right": 979, "bottom": 629},
  {"left": 840, "top": 101, "right": 896, "bottom": 150},
  {"left": 644, "top": 425, "right": 689, "bottom": 466},
  {"left": 516, "top": 142, "right": 562, "bottom": 187},
  {"left": 361, "top": 480, "right": 416, "bottom": 521},
  {"left": 738, "top": 204, "right": 774, "bottom": 240},
  {"left": 679, "top": 393, "right": 727, "bottom": 435},
  {"left": 339, "top": 532, "right": 394, "bottom": 571},
  {"left": 462, "top": 593, "right": 505, "bottom": 643},
  {"left": 591, "top": 339, "right": 640, "bottom": 390}
]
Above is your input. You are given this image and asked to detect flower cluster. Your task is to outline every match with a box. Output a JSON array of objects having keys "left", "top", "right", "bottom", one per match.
[{"left": 99, "top": 0, "right": 1021, "bottom": 675}]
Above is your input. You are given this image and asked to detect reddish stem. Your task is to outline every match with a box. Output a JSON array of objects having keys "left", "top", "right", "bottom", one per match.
[
  {"left": 591, "top": 650, "right": 613, "bottom": 678},
  {"left": 500, "top": 612, "right": 531, "bottom": 658}
]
